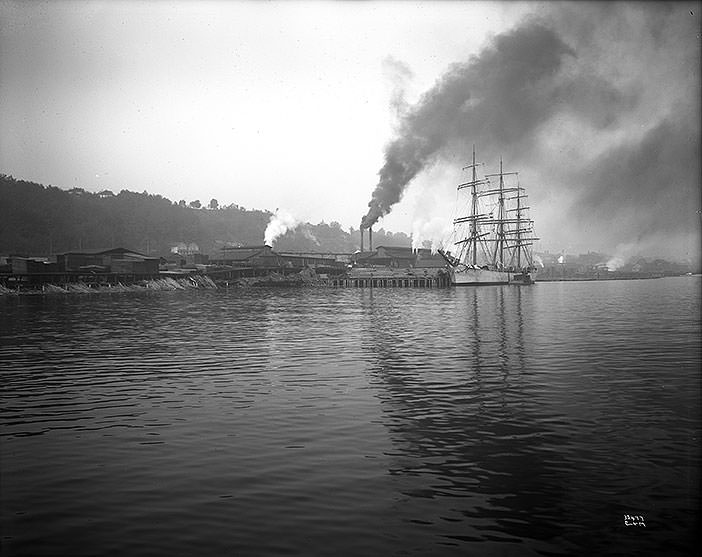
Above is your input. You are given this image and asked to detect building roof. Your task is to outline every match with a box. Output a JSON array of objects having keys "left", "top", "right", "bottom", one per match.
[
  {"left": 58, "top": 247, "right": 150, "bottom": 258},
  {"left": 277, "top": 251, "right": 350, "bottom": 258},
  {"left": 277, "top": 253, "right": 336, "bottom": 262},
  {"left": 219, "top": 249, "right": 262, "bottom": 261},
  {"left": 375, "top": 245, "right": 414, "bottom": 257},
  {"left": 217, "top": 246, "right": 279, "bottom": 261},
  {"left": 220, "top": 245, "right": 270, "bottom": 251}
]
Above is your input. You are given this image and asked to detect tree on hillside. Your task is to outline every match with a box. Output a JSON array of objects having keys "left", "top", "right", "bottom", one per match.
[
  {"left": 0, "top": 174, "right": 414, "bottom": 256},
  {"left": 209, "top": 198, "right": 219, "bottom": 210}
]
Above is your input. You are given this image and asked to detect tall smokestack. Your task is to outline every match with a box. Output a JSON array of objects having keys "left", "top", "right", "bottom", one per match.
[
  {"left": 360, "top": 226, "right": 364, "bottom": 252},
  {"left": 369, "top": 226, "right": 373, "bottom": 252}
]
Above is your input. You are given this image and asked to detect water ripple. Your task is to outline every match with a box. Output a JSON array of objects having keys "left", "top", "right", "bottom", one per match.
[{"left": 1, "top": 278, "right": 699, "bottom": 555}]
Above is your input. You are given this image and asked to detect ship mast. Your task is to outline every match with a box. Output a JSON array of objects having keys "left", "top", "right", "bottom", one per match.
[
  {"left": 497, "top": 158, "right": 505, "bottom": 267},
  {"left": 516, "top": 180, "right": 522, "bottom": 269},
  {"left": 446, "top": 151, "right": 539, "bottom": 274},
  {"left": 471, "top": 145, "right": 478, "bottom": 266},
  {"left": 485, "top": 158, "right": 517, "bottom": 269},
  {"left": 504, "top": 182, "right": 538, "bottom": 269},
  {"left": 455, "top": 144, "right": 485, "bottom": 266},
  {"left": 452, "top": 151, "right": 533, "bottom": 271}
]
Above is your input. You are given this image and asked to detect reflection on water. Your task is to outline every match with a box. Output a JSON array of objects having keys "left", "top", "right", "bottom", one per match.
[
  {"left": 1, "top": 278, "right": 700, "bottom": 556},
  {"left": 362, "top": 287, "right": 578, "bottom": 553}
]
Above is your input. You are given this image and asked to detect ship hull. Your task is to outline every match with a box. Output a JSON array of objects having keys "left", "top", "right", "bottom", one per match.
[
  {"left": 510, "top": 270, "right": 536, "bottom": 285},
  {"left": 451, "top": 268, "right": 535, "bottom": 286},
  {"left": 451, "top": 268, "right": 511, "bottom": 285}
]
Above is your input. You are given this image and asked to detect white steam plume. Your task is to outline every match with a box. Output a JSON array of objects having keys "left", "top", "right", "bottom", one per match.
[
  {"left": 412, "top": 217, "right": 452, "bottom": 254},
  {"left": 302, "top": 226, "right": 320, "bottom": 246},
  {"left": 264, "top": 209, "right": 298, "bottom": 246},
  {"left": 606, "top": 242, "right": 638, "bottom": 271}
]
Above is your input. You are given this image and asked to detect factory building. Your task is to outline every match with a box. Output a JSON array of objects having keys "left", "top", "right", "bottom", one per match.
[
  {"left": 213, "top": 245, "right": 346, "bottom": 274},
  {"left": 10, "top": 257, "right": 57, "bottom": 274},
  {"left": 351, "top": 246, "right": 447, "bottom": 269},
  {"left": 213, "top": 245, "right": 286, "bottom": 267},
  {"left": 1, "top": 247, "right": 160, "bottom": 288},
  {"left": 56, "top": 248, "right": 160, "bottom": 275}
]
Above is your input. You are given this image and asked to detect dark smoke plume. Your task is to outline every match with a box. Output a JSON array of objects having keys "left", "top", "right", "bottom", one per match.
[
  {"left": 573, "top": 110, "right": 700, "bottom": 238},
  {"left": 361, "top": 3, "right": 699, "bottom": 262},
  {"left": 361, "top": 19, "right": 571, "bottom": 228},
  {"left": 361, "top": 16, "right": 633, "bottom": 229},
  {"left": 555, "top": 2, "right": 700, "bottom": 259}
]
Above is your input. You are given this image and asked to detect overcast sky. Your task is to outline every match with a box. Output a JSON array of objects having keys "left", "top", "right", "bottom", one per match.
[{"left": 1, "top": 1, "right": 699, "bottom": 260}]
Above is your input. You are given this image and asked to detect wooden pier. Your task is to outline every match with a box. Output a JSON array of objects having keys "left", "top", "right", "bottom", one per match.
[
  {"left": 1, "top": 266, "right": 451, "bottom": 291},
  {"left": 328, "top": 268, "right": 450, "bottom": 288},
  {"left": 329, "top": 276, "right": 448, "bottom": 288}
]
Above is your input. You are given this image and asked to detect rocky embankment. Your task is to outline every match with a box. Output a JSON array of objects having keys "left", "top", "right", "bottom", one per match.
[{"left": 0, "top": 275, "right": 218, "bottom": 295}]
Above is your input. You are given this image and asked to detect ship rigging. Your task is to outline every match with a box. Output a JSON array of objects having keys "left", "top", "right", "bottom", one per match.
[{"left": 439, "top": 146, "right": 539, "bottom": 285}]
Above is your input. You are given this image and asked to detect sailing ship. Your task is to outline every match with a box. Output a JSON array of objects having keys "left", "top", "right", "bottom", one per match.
[{"left": 439, "top": 146, "right": 538, "bottom": 285}]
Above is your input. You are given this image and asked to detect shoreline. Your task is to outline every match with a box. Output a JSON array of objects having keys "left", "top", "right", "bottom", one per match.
[
  {"left": 0, "top": 275, "right": 218, "bottom": 296},
  {"left": 2, "top": 273, "right": 693, "bottom": 296}
]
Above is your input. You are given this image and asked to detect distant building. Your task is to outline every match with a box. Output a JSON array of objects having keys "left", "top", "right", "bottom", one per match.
[
  {"left": 414, "top": 249, "right": 447, "bottom": 268},
  {"left": 351, "top": 246, "right": 411, "bottom": 267},
  {"left": 162, "top": 252, "right": 186, "bottom": 269},
  {"left": 10, "top": 257, "right": 57, "bottom": 274},
  {"left": 276, "top": 252, "right": 341, "bottom": 270},
  {"left": 213, "top": 245, "right": 285, "bottom": 267},
  {"left": 170, "top": 242, "right": 200, "bottom": 255},
  {"left": 184, "top": 253, "right": 209, "bottom": 266},
  {"left": 352, "top": 251, "right": 376, "bottom": 266},
  {"left": 577, "top": 251, "right": 608, "bottom": 268},
  {"left": 160, "top": 252, "right": 210, "bottom": 272},
  {"left": 537, "top": 251, "right": 560, "bottom": 266},
  {"left": 0, "top": 255, "right": 11, "bottom": 274},
  {"left": 213, "top": 245, "right": 344, "bottom": 273},
  {"left": 277, "top": 251, "right": 352, "bottom": 265},
  {"left": 56, "top": 248, "right": 159, "bottom": 275},
  {"left": 351, "top": 246, "right": 446, "bottom": 269},
  {"left": 373, "top": 246, "right": 416, "bottom": 268}
]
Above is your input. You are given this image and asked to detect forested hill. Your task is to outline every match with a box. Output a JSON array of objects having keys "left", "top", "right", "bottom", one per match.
[{"left": 0, "top": 175, "right": 411, "bottom": 256}]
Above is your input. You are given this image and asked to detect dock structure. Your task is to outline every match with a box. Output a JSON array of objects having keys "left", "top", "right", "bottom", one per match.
[
  {"left": 1, "top": 244, "right": 453, "bottom": 291},
  {"left": 329, "top": 275, "right": 448, "bottom": 288},
  {"left": 1, "top": 248, "right": 163, "bottom": 290},
  {"left": 329, "top": 267, "right": 450, "bottom": 288}
]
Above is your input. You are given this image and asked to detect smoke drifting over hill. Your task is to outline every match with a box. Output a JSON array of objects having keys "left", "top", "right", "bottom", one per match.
[{"left": 362, "top": 3, "right": 700, "bottom": 261}]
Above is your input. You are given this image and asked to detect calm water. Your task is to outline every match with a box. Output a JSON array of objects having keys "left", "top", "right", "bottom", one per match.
[{"left": 1, "top": 277, "right": 700, "bottom": 556}]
